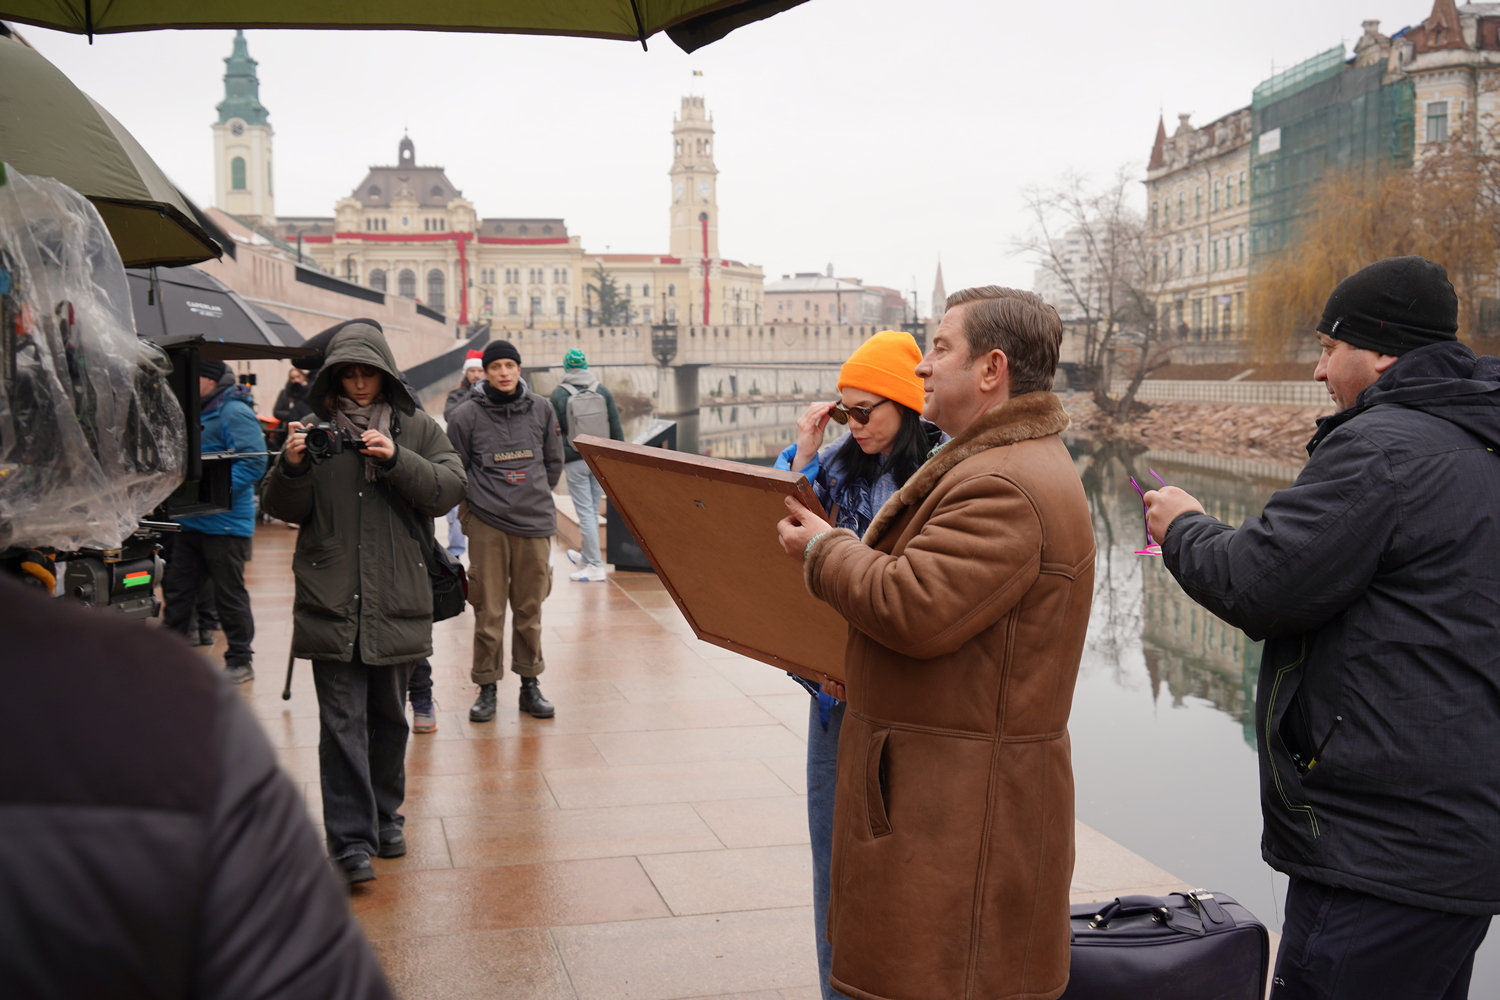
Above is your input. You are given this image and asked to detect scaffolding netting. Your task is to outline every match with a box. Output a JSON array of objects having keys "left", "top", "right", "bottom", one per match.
[{"left": 1249, "top": 45, "right": 1414, "bottom": 262}]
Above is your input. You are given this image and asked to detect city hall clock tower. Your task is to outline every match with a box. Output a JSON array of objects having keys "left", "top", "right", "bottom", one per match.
[{"left": 669, "top": 95, "right": 718, "bottom": 261}]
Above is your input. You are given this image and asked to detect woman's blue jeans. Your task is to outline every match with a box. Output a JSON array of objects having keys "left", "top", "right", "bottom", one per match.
[{"left": 807, "top": 694, "right": 851, "bottom": 1000}]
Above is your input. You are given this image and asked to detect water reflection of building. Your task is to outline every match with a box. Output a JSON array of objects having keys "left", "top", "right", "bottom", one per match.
[
  {"left": 1138, "top": 464, "right": 1285, "bottom": 748},
  {"left": 697, "top": 401, "right": 846, "bottom": 462},
  {"left": 1074, "top": 439, "right": 1291, "bottom": 749},
  {"left": 1142, "top": 561, "right": 1261, "bottom": 748}
]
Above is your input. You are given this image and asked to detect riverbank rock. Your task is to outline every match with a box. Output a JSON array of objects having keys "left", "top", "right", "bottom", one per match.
[{"left": 1062, "top": 395, "right": 1334, "bottom": 466}]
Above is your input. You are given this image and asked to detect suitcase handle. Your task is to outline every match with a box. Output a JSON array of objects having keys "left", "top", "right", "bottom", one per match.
[
  {"left": 1087, "top": 891, "right": 1233, "bottom": 934},
  {"left": 1088, "top": 895, "right": 1170, "bottom": 929}
]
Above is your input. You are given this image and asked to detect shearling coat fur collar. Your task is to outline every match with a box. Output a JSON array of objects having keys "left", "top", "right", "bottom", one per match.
[{"left": 862, "top": 391, "right": 1069, "bottom": 545}]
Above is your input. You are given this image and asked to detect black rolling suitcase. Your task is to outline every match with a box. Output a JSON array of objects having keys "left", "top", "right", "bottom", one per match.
[{"left": 1061, "top": 890, "right": 1270, "bottom": 1000}]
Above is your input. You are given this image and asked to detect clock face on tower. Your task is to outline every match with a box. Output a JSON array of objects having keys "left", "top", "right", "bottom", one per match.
[
  {"left": 698, "top": 180, "right": 710, "bottom": 198},
  {"left": 674, "top": 180, "right": 684, "bottom": 197},
  {"left": 230, "top": 121, "right": 245, "bottom": 137}
]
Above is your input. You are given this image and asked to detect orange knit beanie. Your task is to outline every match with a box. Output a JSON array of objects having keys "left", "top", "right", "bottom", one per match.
[{"left": 838, "top": 330, "right": 925, "bottom": 414}]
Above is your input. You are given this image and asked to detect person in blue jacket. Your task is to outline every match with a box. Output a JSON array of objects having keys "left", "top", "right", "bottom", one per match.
[
  {"left": 773, "top": 331, "right": 943, "bottom": 1000},
  {"left": 163, "top": 358, "right": 268, "bottom": 684}
]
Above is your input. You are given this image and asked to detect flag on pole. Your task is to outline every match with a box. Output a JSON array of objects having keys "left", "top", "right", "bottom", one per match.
[{"left": 692, "top": 69, "right": 704, "bottom": 76}]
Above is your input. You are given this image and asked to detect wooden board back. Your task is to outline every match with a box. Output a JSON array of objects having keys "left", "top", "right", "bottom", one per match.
[{"left": 575, "top": 435, "right": 847, "bottom": 684}]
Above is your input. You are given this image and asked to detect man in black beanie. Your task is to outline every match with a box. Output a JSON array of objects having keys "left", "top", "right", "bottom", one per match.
[
  {"left": 445, "top": 340, "right": 564, "bottom": 721},
  {"left": 1143, "top": 256, "right": 1500, "bottom": 999}
]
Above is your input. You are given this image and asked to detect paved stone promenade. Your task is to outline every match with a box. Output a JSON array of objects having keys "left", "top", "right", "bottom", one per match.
[{"left": 235, "top": 521, "right": 1188, "bottom": 1000}]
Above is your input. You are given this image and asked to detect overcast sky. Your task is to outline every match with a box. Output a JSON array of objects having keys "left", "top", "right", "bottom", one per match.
[{"left": 24, "top": 0, "right": 1426, "bottom": 310}]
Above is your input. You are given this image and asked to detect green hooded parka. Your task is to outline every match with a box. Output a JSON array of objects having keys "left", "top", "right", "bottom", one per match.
[{"left": 261, "top": 321, "right": 467, "bottom": 665}]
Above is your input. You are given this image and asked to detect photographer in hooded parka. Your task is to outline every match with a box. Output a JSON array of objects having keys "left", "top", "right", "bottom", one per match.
[{"left": 262, "top": 320, "right": 466, "bottom": 887}]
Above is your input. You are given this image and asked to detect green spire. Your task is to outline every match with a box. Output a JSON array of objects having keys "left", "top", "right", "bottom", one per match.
[{"left": 216, "top": 30, "right": 269, "bottom": 127}]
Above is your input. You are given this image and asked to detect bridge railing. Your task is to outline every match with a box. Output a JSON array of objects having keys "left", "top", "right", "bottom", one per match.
[{"left": 491, "top": 322, "right": 932, "bottom": 367}]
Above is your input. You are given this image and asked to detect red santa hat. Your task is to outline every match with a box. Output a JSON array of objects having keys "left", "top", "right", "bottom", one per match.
[{"left": 462, "top": 349, "right": 484, "bottom": 371}]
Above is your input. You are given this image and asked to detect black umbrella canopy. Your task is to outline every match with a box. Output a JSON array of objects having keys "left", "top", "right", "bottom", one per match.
[
  {"left": 251, "top": 303, "right": 303, "bottom": 346},
  {"left": 0, "top": 0, "right": 810, "bottom": 51},
  {"left": 127, "top": 264, "right": 315, "bottom": 362}
]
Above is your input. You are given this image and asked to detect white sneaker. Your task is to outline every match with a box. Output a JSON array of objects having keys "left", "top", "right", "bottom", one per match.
[
  {"left": 566, "top": 548, "right": 584, "bottom": 567},
  {"left": 569, "top": 564, "right": 607, "bottom": 582}
]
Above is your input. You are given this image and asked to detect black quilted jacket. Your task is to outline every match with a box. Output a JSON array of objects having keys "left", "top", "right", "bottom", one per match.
[{"left": 1163, "top": 341, "right": 1500, "bottom": 914}]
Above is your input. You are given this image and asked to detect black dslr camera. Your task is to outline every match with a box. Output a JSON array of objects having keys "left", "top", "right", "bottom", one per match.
[{"left": 303, "top": 423, "right": 359, "bottom": 464}]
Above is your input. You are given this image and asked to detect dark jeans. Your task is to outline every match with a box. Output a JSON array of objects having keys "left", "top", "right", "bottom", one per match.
[
  {"left": 162, "top": 532, "right": 253, "bottom": 666},
  {"left": 407, "top": 658, "right": 433, "bottom": 706},
  {"left": 807, "top": 695, "right": 852, "bottom": 1000},
  {"left": 311, "top": 653, "right": 414, "bottom": 862},
  {"left": 1271, "top": 877, "right": 1491, "bottom": 1000},
  {"left": 194, "top": 580, "right": 219, "bottom": 631}
]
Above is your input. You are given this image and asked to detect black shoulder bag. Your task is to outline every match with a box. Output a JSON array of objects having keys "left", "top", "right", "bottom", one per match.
[
  {"left": 373, "top": 436, "right": 468, "bottom": 623},
  {"left": 428, "top": 539, "right": 467, "bottom": 622}
]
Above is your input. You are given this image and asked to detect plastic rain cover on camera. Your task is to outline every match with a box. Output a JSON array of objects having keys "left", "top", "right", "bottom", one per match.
[{"left": 0, "top": 166, "right": 186, "bottom": 551}]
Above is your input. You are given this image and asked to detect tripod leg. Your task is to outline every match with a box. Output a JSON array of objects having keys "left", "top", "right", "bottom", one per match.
[{"left": 282, "top": 653, "right": 295, "bottom": 701}]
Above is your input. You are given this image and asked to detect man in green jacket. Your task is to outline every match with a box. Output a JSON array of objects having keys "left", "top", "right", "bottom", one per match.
[
  {"left": 262, "top": 321, "right": 467, "bottom": 886},
  {"left": 549, "top": 348, "right": 624, "bottom": 582}
]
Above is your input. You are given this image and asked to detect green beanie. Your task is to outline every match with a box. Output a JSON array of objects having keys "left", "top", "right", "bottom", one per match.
[{"left": 563, "top": 349, "right": 589, "bottom": 370}]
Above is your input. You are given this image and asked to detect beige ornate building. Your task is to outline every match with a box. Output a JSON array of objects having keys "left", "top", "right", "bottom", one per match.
[
  {"left": 1145, "top": 108, "right": 1253, "bottom": 359},
  {"left": 1383, "top": 2, "right": 1500, "bottom": 154},
  {"left": 272, "top": 134, "right": 582, "bottom": 329},
  {"left": 264, "top": 88, "right": 761, "bottom": 330}
]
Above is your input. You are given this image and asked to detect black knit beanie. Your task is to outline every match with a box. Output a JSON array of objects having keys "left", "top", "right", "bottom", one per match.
[
  {"left": 482, "top": 340, "right": 522, "bottom": 369},
  {"left": 1316, "top": 256, "right": 1458, "bottom": 356},
  {"left": 198, "top": 359, "right": 228, "bottom": 381}
]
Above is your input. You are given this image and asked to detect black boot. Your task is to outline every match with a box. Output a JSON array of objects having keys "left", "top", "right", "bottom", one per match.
[
  {"left": 336, "top": 853, "right": 375, "bottom": 887},
  {"left": 518, "top": 676, "right": 555, "bottom": 718},
  {"left": 469, "top": 683, "right": 497, "bottom": 722}
]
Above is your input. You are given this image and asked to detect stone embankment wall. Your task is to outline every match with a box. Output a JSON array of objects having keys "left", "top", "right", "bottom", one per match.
[
  {"left": 1108, "top": 379, "right": 1330, "bottom": 407},
  {"left": 1064, "top": 394, "right": 1333, "bottom": 468}
]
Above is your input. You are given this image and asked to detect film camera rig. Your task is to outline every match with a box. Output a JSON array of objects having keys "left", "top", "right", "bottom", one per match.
[{"left": 0, "top": 168, "right": 313, "bottom": 617}]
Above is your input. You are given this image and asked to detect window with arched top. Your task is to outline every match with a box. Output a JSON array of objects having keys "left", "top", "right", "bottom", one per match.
[
  {"left": 369, "top": 269, "right": 387, "bottom": 292},
  {"left": 431, "top": 186, "right": 443, "bottom": 198},
  {"left": 543, "top": 225, "right": 553, "bottom": 235},
  {"left": 231, "top": 157, "right": 247, "bottom": 191},
  {"left": 668, "top": 284, "right": 676, "bottom": 297},
  {"left": 427, "top": 269, "right": 445, "bottom": 312},
  {"left": 398, "top": 269, "right": 416, "bottom": 298},
  {"left": 368, "top": 186, "right": 381, "bottom": 199},
  {"left": 519, "top": 224, "right": 529, "bottom": 234}
]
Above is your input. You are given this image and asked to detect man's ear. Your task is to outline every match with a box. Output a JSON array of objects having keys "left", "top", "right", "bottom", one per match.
[
  {"left": 978, "top": 349, "right": 1011, "bottom": 393},
  {"left": 1374, "top": 353, "right": 1401, "bottom": 374}
]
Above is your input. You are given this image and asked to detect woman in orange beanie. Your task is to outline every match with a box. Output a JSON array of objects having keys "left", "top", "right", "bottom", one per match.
[{"left": 773, "top": 329, "right": 943, "bottom": 1000}]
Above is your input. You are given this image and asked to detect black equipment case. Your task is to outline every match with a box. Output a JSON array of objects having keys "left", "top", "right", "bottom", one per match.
[{"left": 1060, "top": 890, "right": 1269, "bottom": 1000}]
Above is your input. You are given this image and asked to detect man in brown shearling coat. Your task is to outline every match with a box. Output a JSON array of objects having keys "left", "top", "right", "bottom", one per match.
[{"left": 778, "top": 286, "right": 1095, "bottom": 1000}]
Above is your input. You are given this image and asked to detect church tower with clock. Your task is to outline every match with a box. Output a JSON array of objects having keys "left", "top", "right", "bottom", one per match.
[
  {"left": 669, "top": 95, "right": 718, "bottom": 261},
  {"left": 212, "top": 30, "right": 276, "bottom": 226}
]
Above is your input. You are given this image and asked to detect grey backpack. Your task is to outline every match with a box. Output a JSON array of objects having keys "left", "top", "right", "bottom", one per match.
[{"left": 561, "top": 379, "right": 610, "bottom": 445}]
